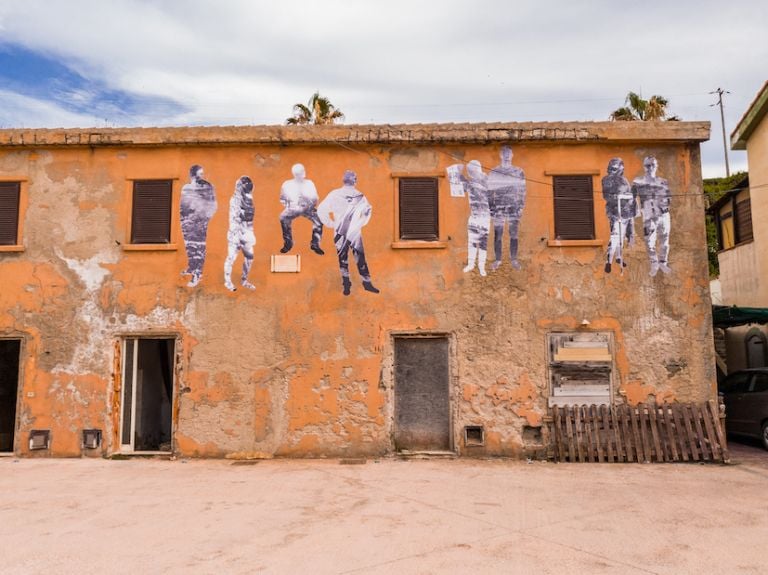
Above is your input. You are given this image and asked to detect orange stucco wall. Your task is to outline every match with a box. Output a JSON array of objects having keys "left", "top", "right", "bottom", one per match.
[{"left": 0, "top": 124, "right": 715, "bottom": 458}]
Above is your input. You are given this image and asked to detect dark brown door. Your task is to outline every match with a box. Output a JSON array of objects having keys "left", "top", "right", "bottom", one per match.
[{"left": 394, "top": 337, "right": 450, "bottom": 451}]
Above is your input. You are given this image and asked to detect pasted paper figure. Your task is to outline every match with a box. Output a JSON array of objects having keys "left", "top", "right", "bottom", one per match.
[
  {"left": 446, "top": 163, "right": 466, "bottom": 197},
  {"left": 317, "top": 170, "right": 379, "bottom": 296},
  {"left": 224, "top": 176, "right": 256, "bottom": 291},
  {"left": 602, "top": 158, "right": 637, "bottom": 274},
  {"left": 278, "top": 163, "right": 324, "bottom": 255},
  {"left": 462, "top": 160, "right": 491, "bottom": 276},
  {"left": 180, "top": 164, "right": 217, "bottom": 287},
  {"left": 631, "top": 155, "right": 671, "bottom": 276},
  {"left": 487, "top": 146, "right": 526, "bottom": 271}
]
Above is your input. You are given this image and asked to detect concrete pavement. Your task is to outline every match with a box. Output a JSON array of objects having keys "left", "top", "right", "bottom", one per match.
[{"left": 1, "top": 443, "right": 766, "bottom": 574}]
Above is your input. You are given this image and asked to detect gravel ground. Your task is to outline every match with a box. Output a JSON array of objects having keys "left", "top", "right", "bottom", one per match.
[{"left": 1, "top": 442, "right": 766, "bottom": 574}]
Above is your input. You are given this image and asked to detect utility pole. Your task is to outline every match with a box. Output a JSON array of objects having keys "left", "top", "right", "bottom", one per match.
[{"left": 710, "top": 88, "right": 731, "bottom": 177}]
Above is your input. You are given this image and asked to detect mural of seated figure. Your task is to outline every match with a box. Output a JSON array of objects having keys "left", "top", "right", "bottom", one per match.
[{"left": 278, "top": 163, "right": 324, "bottom": 255}]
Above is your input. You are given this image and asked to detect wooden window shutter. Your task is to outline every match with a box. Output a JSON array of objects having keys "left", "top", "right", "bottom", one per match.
[
  {"left": 399, "top": 177, "right": 439, "bottom": 240},
  {"left": 0, "top": 182, "right": 21, "bottom": 245},
  {"left": 553, "top": 175, "right": 594, "bottom": 240},
  {"left": 734, "top": 197, "right": 753, "bottom": 244},
  {"left": 131, "top": 180, "right": 172, "bottom": 244}
]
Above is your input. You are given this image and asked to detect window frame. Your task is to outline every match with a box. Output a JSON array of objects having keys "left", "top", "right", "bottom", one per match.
[
  {"left": 547, "top": 331, "right": 613, "bottom": 408},
  {"left": 124, "top": 178, "right": 178, "bottom": 251},
  {"left": 391, "top": 173, "right": 447, "bottom": 249},
  {"left": 0, "top": 179, "right": 26, "bottom": 252},
  {"left": 552, "top": 174, "right": 596, "bottom": 241},
  {"left": 543, "top": 170, "right": 601, "bottom": 247},
  {"left": 715, "top": 189, "right": 753, "bottom": 252}
]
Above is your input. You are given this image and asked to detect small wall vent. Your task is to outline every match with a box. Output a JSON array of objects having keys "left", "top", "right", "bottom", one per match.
[
  {"left": 82, "top": 429, "right": 102, "bottom": 450},
  {"left": 464, "top": 425, "right": 485, "bottom": 446},
  {"left": 29, "top": 430, "right": 50, "bottom": 450}
]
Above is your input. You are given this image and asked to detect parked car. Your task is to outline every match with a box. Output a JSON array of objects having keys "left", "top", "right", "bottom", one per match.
[{"left": 719, "top": 368, "right": 768, "bottom": 450}]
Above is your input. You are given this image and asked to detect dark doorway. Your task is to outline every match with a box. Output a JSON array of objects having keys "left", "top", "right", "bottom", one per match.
[
  {"left": 394, "top": 337, "right": 451, "bottom": 451},
  {"left": 0, "top": 340, "right": 21, "bottom": 453},
  {"left": 121, "top": 338, "right": 174, "bottom": 452},
  {"left": 746, "top": 331, "right": 767, "bottom": 368}
]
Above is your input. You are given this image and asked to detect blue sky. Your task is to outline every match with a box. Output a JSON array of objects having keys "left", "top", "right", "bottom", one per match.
[
  {"left": 0, "top": 44, "right": 185, "bottom": 124},
  {"left": 0, "top": 0, "right": 766, "bottom": 177}
]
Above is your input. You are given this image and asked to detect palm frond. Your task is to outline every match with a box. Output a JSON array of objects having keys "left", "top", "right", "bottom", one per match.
[{"left": 610, "top": 107, "right": 638, "bottom": 121}]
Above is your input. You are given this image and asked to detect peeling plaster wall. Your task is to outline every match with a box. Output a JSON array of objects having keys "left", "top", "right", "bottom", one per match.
[{"left": 0, "top": 126, "right": 715, "bottom": 458}]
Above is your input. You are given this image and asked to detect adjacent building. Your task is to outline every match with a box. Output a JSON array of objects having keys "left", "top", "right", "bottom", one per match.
[
  {"left": 711, "top": 81, "right": 768, "bottom": 373},
  {"left": 0, "top": 121, "right": 714, "bottom": 458}
]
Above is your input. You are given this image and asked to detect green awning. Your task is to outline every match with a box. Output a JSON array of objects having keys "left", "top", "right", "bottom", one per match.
[{"left": 712, "top": 305, "right": 768, "bottom": 327}]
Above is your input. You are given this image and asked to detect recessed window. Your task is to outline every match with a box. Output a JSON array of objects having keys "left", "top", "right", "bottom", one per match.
[
  {"left": 553, "top": 175, "right": 595, "bottom": 240},
  {"left": 548, "top": 332, "right": 612, "bottom": 407},
  {"left": 0, "top": 181, "right": 21, "bottom": 245},
  {"left": 716, "top": 189, "right": 752, "bottom": 250},
  {"left": 734, "top": 194, "right": 753, "bottom": 244},
  {"left": 131, "top": 180, "right": 173, "bottom": 244},
  {"left": 398, "top": 177, "right": 439, "bottom": 241}
]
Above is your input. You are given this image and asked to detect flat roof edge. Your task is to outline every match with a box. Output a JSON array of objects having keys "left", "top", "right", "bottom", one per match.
[
  {"left": 731, "top": 81, "right": 768, "bottom": 150},
  {"left": 0, "top": 121, "right": 711, "bottom": 148}
]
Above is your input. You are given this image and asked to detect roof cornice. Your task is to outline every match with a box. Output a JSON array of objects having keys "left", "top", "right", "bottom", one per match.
[
  {"left": 731, "top": 81, "right": 768, "bottom": 150},
  {"left": 0, "top": 121, "right": 710, "bottom": 148}
]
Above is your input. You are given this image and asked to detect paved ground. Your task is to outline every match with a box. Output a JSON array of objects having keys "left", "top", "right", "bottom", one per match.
[{"left": 1, "top": 442, "right": 767, "bottom": 575}]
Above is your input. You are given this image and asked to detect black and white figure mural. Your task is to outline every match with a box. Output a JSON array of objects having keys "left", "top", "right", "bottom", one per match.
[
  {"left": 487, "top": 146, "right": 526, "bottom": 271},
  {"left": 446, "top": 164, "right": 465, "bottom": 197},
  {"left": 602, "top": 158, "right": 637, "bottom": 274},
  {"left": 279, "top": 163, "right": 324, "bottom": 255},
  {"left": 317, "top": 170, "right": 379, "bottom": 296},
  {"left": 632, "top": 156, "right": 672, "bottom": 276},
  {"left": 462, "top": 160, "right": 491, "bottom": 277},
  {"left": 224, "top": 176, "right": 256, "bottom": 291},
  {"left": 181, "top": 164, "right": 217, "bottom": 287}
]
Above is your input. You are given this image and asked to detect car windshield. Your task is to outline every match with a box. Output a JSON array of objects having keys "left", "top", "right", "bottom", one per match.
[{"left": 722, "top": 372, "right": 752, "bottom": 394}]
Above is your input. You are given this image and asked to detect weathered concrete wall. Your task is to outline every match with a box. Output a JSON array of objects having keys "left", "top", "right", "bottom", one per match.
[
  {"left": 718, "top": 241, "right": 760, "bottom": 306},
  {"left": 0, "top": 123, "right": 715, "bottom": 458}
]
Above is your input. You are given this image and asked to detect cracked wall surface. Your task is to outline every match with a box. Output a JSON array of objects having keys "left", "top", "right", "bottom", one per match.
[{"left": 0, "top": 123, "right": 715, "bottom": 457}]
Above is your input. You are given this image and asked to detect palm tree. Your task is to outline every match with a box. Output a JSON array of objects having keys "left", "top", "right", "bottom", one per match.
[
  {"left": 610, "top": 92, "right": 675, "bottom": 121},
  {"left": 286, "top": 91, "right": 345, "bottom": 125}
]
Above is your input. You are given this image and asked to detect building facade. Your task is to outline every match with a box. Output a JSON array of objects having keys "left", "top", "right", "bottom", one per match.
[
  {"left": 0, "top": 121, "right": 714, "bottom": 458},
  {"left": 710, "top": 81, "right": 768, "bottom": 373}
]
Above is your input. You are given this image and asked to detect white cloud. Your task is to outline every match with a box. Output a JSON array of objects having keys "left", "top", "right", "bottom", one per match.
[
  {"left": 0, "top": 0, "right": 765, "bottom": 176},
  {"left": 0, "top": 89, "right": 104, "bottom": 128}
]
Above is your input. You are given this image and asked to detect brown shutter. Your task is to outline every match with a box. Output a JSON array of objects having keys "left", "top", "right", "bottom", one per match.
[
  {"left": 131, "top": 180, "right": 172, "bottom": 244},
  {"left": 399, "top": 177, "right": 439, "bottom": 240},
  {"left": 0, "top": 182, "right": 20, "bottom": 245},
  {"left": 553, "top": 175, "right": 594, "bottom": 240},
  {"left": 734, "top": 197, "right": 753, "bottom": 244}
]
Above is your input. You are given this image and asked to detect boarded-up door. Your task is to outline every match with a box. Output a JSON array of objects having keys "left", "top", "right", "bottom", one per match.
[{"left": 394, "top": 337, "right": 450, "bottom": 451}]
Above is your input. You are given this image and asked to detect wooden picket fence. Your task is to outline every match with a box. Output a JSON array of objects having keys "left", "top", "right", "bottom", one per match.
[{"left": 550, "top": 400, "right": 729, "bottom": 463}]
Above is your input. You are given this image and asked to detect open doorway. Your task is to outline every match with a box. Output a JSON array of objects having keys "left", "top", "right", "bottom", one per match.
[
  {"left": 0, "top": 339, "right": 21, "bottom": 453},
  {"left": 120, "top": 338, "right": 174, "bottom": 452}
]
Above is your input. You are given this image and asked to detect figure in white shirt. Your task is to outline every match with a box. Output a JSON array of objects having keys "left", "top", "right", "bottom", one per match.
[
  {"left": 278, "top": 163, "right": 324, "bottom": 255},
  {"left": 317, "top": 170, "right": 379, "bottom": 296}
]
